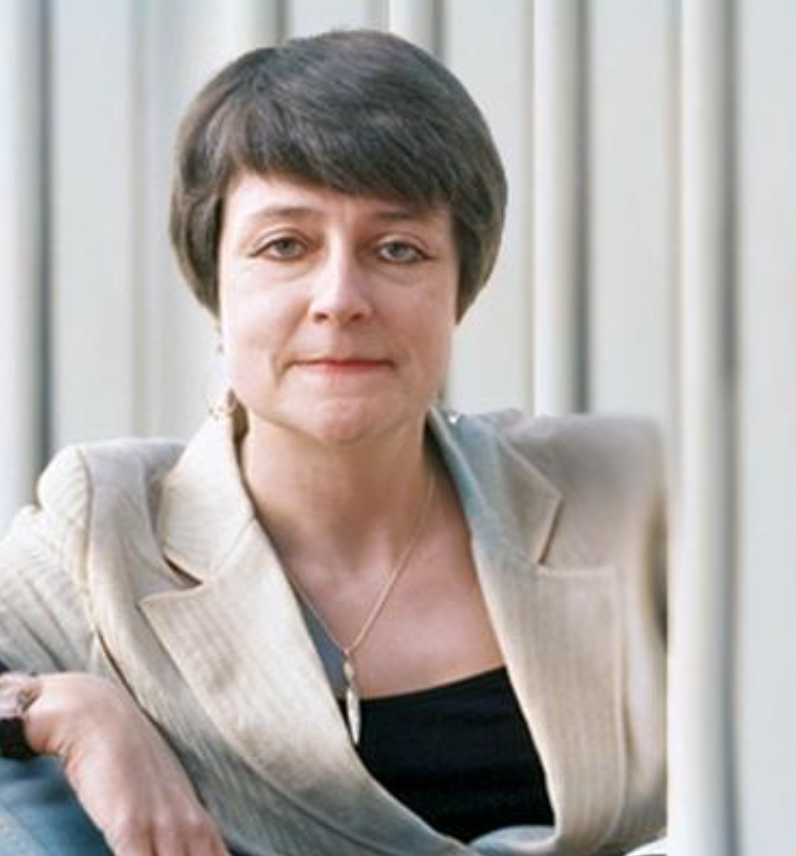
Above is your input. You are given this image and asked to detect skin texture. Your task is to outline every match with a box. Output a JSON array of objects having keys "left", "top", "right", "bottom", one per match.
[{"left": 218, "top": 171, "right": 459, "bottom": 452}]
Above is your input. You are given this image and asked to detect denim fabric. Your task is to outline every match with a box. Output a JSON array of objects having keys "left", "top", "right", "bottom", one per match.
[{"left": 0, "top": 757, "right": 110, "bottom": 855}]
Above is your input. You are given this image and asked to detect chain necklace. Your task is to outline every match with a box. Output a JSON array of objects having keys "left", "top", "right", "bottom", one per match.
[{"left": 286, "top": 471, "right": 436, "bottom": 745}]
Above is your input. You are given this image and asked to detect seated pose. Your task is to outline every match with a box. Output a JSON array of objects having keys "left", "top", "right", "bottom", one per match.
[{"left": 0, "top": 29, "right": 666, "bottom": 856}]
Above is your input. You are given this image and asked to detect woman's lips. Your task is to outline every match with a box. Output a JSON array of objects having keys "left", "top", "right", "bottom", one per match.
[{"left": 293, "top": 357, "right": 393, "bottom": 373}]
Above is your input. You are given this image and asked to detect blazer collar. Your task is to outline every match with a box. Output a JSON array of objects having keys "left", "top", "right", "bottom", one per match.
[
  {"left": 156, "top": 414, "right": 253, "bottom": 584},
  {"left": 425, "top": 407, "right": 562, "bottom": 564},
  {"left": 150, "top": 408, "right": 624, "bottom": 854},
  {"left": 156, "top": 406, "right": 564, "bottom": 582},
  {"left": 157, "top": 408, "right": 561, "bottom": 581},
  {"left": 151, "top": 412, "right": 474, "bottom": 853}
]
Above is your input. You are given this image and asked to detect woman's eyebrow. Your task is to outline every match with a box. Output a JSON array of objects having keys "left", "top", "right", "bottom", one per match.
[
  {"left": 233, "top": 202, "right": 438, "bottom": 247},
  {"left": 241, "top": 205, "right": 317, "bottom": 227},
  {"left": 369, "top": 204, "right": 435, "bottom": 223},
  {"left": 233, "top": 206, "right": 317, "bottom": 247}
]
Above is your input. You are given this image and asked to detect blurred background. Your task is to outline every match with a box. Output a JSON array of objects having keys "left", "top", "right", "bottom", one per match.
[{"left": 1, "top": 1, "right": 794, "bottom": 854}]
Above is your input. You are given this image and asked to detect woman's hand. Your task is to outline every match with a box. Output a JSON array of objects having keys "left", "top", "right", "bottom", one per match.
[{"left": 24, "top": 672, "right": 230, "bottom": 856}]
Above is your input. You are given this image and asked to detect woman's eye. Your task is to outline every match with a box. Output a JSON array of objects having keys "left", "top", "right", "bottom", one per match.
[
  {"left": 377, "top": 241, "right": 425, "bottom": 264},
  {"left": 259, "top": 237, "right": 305, "bottom": 259}
]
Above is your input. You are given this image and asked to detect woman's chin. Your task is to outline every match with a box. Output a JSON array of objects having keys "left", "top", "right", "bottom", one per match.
[
  {"left": 297, "top": 398, "right": 415, "bottom": 448},
  {"left": 305, "top": 409, "right": 386, "bottom": 447},
  {"left": 246, "top": 397, "right": 423, "bottom": 449}
]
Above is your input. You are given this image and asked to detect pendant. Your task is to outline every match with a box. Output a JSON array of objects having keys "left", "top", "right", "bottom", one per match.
[{"left": 343, "top": 657, "right": 361, "bottom": 745}]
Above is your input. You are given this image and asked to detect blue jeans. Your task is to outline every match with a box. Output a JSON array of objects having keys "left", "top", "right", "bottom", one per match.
[{"left": 0, "top": 757, "right": 110, "bottom": 855}]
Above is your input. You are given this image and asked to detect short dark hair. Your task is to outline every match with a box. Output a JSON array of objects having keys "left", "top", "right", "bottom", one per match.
[{"left": 169, "top": 29, "right": 507, "bottom": 318}]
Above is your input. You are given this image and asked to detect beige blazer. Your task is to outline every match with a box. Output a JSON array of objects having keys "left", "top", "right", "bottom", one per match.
[{"left": 0, "top": 407, "right": 666, "bottom": 856}]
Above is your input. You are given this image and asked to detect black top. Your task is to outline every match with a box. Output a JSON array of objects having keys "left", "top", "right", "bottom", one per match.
[{"left": 346, "top": 667, "right": 554, "bottom": 843}]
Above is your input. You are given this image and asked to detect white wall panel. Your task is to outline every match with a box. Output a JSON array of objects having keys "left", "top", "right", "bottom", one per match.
[
  {"left": 670, "top": 1, "right": 738, "bottom": 854},
  {"left": 531, "top": 0, "right": 585, "bottom": 415},
  {"left": 144, "top": 0, "right": 282, "bottom": 101},
  {"left": 736, "top": 1, "right": 796, "bottom": 852},
  {"left": 0, "top": 0, "right": 45, "bottom": 526},
  {"left": 445, "top": 0, "right": 534, "bottom": 413},
  {"left": 587, "top": 0, "right": 676, "bottom": 424},
  {"left": 388, "top": 0, "right": 439, "bottom": 51},
  {"left": 50, "top": 0, "right": 139, "bottom": 447},
  {"left": 287, "top": 0, "right": 386, "bottom": 36}
]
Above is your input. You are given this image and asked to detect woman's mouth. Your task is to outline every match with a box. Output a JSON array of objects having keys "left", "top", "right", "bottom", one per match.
[{"left": 293, "top": 357, "right": 393, "bottom": 373}]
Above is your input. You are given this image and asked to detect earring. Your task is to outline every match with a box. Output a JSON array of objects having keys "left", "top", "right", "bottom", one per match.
[
  {"left": 208, "top": 388, "right": 238, "bottom": 421},
  {"left": 205, "top": 334, "right": 237, "bottom": 420}
]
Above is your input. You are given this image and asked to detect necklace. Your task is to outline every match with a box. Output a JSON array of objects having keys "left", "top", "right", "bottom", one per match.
[{"left": 286, "top": 470, "right": 436, "bottom": 745}]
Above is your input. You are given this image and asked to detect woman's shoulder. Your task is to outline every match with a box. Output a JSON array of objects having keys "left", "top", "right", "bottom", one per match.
[
  {"left": 444, "top": 407, "right": 665, "bottom": 521},
  {"left": 452, "top": 408, "right": 662, "bottom": 478},
  {"left": 0, "top": 437, "right": 191, "bottom": 673},
  {"left": 33, "top": 436, "right": 187, "bottom": 532},
  {"left": 473, "top": 407, "right": 661, "bottom": 453}
]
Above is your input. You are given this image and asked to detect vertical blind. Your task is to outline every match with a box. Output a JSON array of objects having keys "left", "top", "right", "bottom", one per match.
[{"left": 1, "top": 1, "right": 795, "bottom": 852}]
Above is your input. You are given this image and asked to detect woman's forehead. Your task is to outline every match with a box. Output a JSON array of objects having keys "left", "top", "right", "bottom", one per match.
[{"left": 223, "top": 171, "right": 451, "bottom": 230}]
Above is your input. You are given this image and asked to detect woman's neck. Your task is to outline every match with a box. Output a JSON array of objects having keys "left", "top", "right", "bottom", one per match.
[{"left": 238, "top": 414, "right": 436, "bottom": 582}]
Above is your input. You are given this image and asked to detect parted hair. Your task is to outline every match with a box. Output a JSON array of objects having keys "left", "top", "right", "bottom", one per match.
[{"left": 169, "top": 28, "right": 507, "bottom": 318}]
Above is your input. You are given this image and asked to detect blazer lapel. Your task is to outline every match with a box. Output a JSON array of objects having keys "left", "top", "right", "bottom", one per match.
[
  {"left": 139, "top": 416, "right": 472, "bottom": 855},
  {"left": 429, "top": 409, "right": 626, "bottom": 855},
  {"left": 136, "top": 410, "right": 624, "bottom": 854}
]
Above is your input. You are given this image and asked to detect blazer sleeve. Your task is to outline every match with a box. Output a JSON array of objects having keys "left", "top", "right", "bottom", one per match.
[{"left": 0, "top": 446, "right": 95, "bottom": 674}]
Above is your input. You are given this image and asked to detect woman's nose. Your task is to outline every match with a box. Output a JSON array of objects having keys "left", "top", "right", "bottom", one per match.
[{"left": 308, "top": 249, "right": 372, "bottom": 324}]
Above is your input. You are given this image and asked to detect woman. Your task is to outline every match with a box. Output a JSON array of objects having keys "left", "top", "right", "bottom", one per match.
[{"left": 0, "top": 29, "right": 666, "bottom": 856}]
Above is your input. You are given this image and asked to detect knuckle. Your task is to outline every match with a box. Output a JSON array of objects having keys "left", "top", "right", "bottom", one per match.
[
  {"left": 109, "top": 817, "right": 149, "bottom": 851},
  {"left": 110, "top": 802, "right": 219, "bottom": 849},
  {"left": 157, "top": 806, "right": 216, "bottom": 842},
  {"left": 185, "top": 811, "right": 213, "bottom": 835}
]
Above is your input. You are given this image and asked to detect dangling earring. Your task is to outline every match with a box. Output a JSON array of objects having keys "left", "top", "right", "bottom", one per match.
[
  {"left": 205, "top": 336, "right": 238, "bottom": 420},
  {"left": 208, "top": 388, "right": 238, "bottom": 421}
]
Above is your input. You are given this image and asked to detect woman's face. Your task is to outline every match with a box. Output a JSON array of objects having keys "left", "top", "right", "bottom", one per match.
[{"left": 217, "top": 172, "right": 459, "bottom": 448}]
